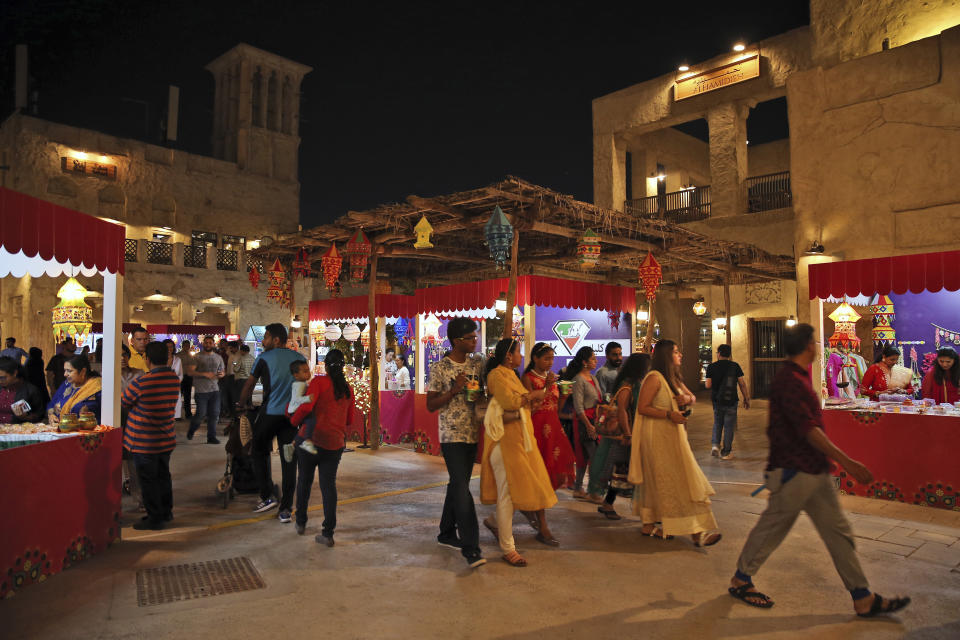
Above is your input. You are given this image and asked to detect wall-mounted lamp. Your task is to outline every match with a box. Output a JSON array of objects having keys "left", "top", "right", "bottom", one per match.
[
  {"left": 291, "top": 314, "right": 302, "bottom": 329},
  {"left": 678, "top": 64, "right": 689, "bottom": 72},
  {"left": 804, "top": 240, "right": 825, "bottom": 255},
  {"left": 657, "top": 173, "right": 666, "bottom": 181},
  {"left": 713, "top": 316, "right": 728, "bottom": 331},
  {"left": 786, "top": 316, "right": 797, "bottom": 327},
  {"left": 733, "top": 43, "right": 746, "bottom": 52}
]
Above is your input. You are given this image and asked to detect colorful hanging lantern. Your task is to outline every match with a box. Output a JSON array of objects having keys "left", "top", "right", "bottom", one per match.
[
  {"left": 692, "top": 300, "right": 707, "bottom": 316},
  {"left": 248, "top": 265, "right": 261, "bottom": 289},
  {"left": 320, "top": 244, "right": 343, "bottom": 293},
  {"left": 421, "top": 313, "right": 442, "bottom": 344},
  {"left": 638, "top": 252, "right": 662, "bottom": 301},
  {"left": 577, "top": 228, "right": 602, "bottom": 268},
  {"left": 869, "top": 294, "right": 896, "bottom": 345},
  {"left": 324, "top": 324, "right": 342, "bottom": 342},
  {"left": 343, "top": 323, "right": 361, "bottom": 343},
  {"left": 344, "top": 229, "right": 373, "bottom": 282},
  {"left": 292, "top": 248, "right": 312, "bottom": 279},
  {"left": 360, "top": 324, "right": 370, "bottom": 349},
  {"left": 414, "top": 215, "right": 434, "bottom": 249},
  {"left": 394, "top": 318, "right": 411, "bottom": 349},
  {"left": 484, "top": 205, "right": 514, "bottom": 268},
  {"left": 51, "top": 277, "right": 92, "bottom": 343},
  {"left": 827, "top": 302, "right": 862, "bottom": 348},
  {"left": 266, "top": 259, "right": 287, "bottom": 304}
]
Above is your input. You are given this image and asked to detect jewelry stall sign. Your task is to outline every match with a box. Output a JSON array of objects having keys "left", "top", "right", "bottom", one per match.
[
  {"left": 60, "top": 156, "right": 117, "bottom": 180},
  {"left": 675, "top": 52, "right": 759, "bottom": 101}
]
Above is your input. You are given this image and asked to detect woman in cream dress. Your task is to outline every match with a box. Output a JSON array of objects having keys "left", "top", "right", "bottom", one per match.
[{"left": 629, "top": 339, "right": 722, "bottom": 546}]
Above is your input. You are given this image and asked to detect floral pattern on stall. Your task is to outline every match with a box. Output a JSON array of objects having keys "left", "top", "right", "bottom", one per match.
[
  {"left": 916, "top": 483, "right": 958, "bottom": 510},
  {"left": 62, "top": 536, "right": 94, "bottom": 570},
  {"left": 79, "top": 431, "right": 105, "bottom": 452},
  {"left": 850, "top": 411, "right": 882, "bottom": 425},
  {"left": 867, "top": 481, "right": 905, "bottom": 502},
  {"left": 2, "top": 549, "right": 53, "bottom": 598},
  {"left": 413, "top": 430, "right": 433, "bottom": 454}
]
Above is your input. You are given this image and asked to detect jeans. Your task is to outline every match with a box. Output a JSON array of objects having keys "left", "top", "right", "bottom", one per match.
[
  {"left": 189, "top": 391, "right": 221, "bottom": 440},
  {"left": 295, "top": 446, "right": 344, "bottom": 534},
  {"left": 711, "top": 402, "right": 738, "bottom": 455},
  {"left": 181, "top": 375, "right": 193, "bottom": 417},
  {"left": 221, "top": 375, "right": 236, "bottom": 418},
  {"left": 439, "top": 442, "right": 481, "bottom": 558},
  {"left": 252, "top": 413, "right": 297, "bottom": 510},
  {"left": 132, "top": 451, "right": 172, "bottom": 525}
]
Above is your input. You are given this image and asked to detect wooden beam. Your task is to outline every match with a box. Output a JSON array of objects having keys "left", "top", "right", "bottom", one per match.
[{"left": 406, "top": 195, "right": 466, "bottom": 219}]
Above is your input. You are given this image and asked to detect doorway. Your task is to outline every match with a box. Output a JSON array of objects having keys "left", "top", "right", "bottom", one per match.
[{"left": 751, "top": 319, "right": 787, "bottom": 398}]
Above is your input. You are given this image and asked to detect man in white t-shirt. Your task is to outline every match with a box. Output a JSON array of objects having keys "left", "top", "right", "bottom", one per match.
[{"left": 384, "top": 348, "right": 398, "bottom": 389}]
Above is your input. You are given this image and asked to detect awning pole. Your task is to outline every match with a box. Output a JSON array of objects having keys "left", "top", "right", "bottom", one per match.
[
  {"left": 367, "top": 247, "right": 380, "bottom": 450},
  {"left": 502, "top": 229, "right": 520, "bottom": 340}
]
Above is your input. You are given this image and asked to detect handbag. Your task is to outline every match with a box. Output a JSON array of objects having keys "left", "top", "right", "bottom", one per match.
[{"left": 595, "top": 401, "right": 621, "bottom": 437}]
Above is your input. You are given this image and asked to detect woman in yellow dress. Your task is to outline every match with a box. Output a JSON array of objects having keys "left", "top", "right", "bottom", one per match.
[
  {"left": 629, "top": 339, "right": 722, "bottom": 547},
  {"left": 481, "top": 338, "right": 559, "bottom": 566}
]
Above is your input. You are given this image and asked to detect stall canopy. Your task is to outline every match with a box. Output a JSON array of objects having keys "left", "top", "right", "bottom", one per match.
[
  {"left": 309, "top": 294, "right": 416, "bottom": 323},
  {"left": 0, "top": 186, "right": 125, "bottom": 278},
  {"left": 415, "top": 275, "right": 636, "bottom": 316},
  {"left": 809, "top": 249, "right": 960, "bottom": 299},
  {"left": 146, "top": 324, "right": 226, "bottom": 335}
]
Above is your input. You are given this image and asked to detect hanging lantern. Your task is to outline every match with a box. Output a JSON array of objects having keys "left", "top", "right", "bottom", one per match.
[
  {"left": 343, "top": 323, "right": 361, "bottom": 343},
  {"left": 248, "top": 266, "right": 261, "bottom": 289},
  {"left": 344, "top": 229, "right": 373, "bottom": 282},
  {"left": 692, "top": 299, "right": 707, "bottom": 316},
  {"left": 414, "top": 215, "right": 434, "bottom": 249},
  {"left": 421, "top": 313, "right": 442, "bottom": 344},
  {"left": 375, "top": 279, "right": 392, "bottom": 295},
  {"left": 637, "top": 252, "right": 662, "bottom": 301},
  {"left": 827, "top": 302, "right": 862, "bottom": 348},
  {"left": 266, "top": 258, "right": 287, "bottom": 304},
  {"left": 360, "top": 324, "right": 370, "bottom": 349},
  {"left": 320, "top": 244, "right": 343, "bottom": 293},
  {"left": 576, "top": 228, "right": 602, "bottom": 268},
  {"left": 308, "top": 320, "right": 326, "bottom": 338},
  {"left": 484, "top": 205, "right": 514, "bottom": 268},
  {"left": 869, "top": 294, "right": 896, "bottom": 345},
  {"left": 51, "top": 277, "right": 92, "bottom": 343},
  {"left": 324, "top": 324, "right": 342, "bottom": 342},
  {"left": 292, "top": 248, "right": 312, "bottom": 279}
]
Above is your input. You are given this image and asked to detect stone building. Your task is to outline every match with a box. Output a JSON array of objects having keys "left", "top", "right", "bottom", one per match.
[
  {"left": 0, "top": 44, "right": 319, "bottom": 357},
  {"left": 592, "top": 0, "right": 960, "bottom": 395}
]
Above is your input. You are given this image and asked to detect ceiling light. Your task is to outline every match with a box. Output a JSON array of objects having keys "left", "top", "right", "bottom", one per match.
[
  {"left": 786, "top": 316, "right": 797, "bottom": 327},
  {"left": 657, "top": 174, "right": 666, "bottom": 181},
  {"left": 291, "top": 314, "right": 302, "bottom": 329},
  {"left": 678, "top": 64, "right": 689, "bottom": 72},
  {"left": 733, "top": 43, "right": 746, "bottom": 52},
  {"left": 160, "top": 226, "right": 172, "bottom": 230},
  {"left": 804, "top": 241, "right": 825, "bottom": 255}
]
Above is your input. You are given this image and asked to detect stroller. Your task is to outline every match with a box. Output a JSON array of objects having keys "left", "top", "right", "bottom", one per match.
[{"left": 217, "top": 408, "right": 261, "bottom": 508}]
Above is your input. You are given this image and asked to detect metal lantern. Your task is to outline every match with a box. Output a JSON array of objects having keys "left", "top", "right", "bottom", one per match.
[
  {"left": 266, "top": 258, "right": 287, "bottom": 304},
  {"left": 51, "top": 277, "right": 92, "bottom": 343},
  {"left": 827, "top": 302, "right": 862, "bottom": 348},
  {"left": 321, "top": 244, "right": 343, "bottom": 293},
  {"left": 421, "top": 313, "right": 442, "bottom": 344},
  {"left": 638, "top": 252, "right": 662, "bottom": 301},
  {"left": 692, "top": 300, "right": 707, "bottom": 316},
  {"left": 577, "top": 228, "right": 602, "bottom": 268},
  {"left": 869, "top": 294, "right": 896, "bottom": 345},
  {"left": 344, "top": 229, "right": 372, "bottom": 282},
  {"left": 484, "top": 205, "right": 514, "bottom": 268},
  {"left": 292, "top": 247, "right": 312, "bottom": 279},
  {"left": 414, "top": 215, "right": 434, "bottom": 249}
]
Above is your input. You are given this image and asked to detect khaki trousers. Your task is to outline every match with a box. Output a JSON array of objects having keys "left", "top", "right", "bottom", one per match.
[
  {"left": 737, "top": 470, "right": 868, "bottom": 592},
  {"left": 489, "top": 443, "right": 516, "bottom": 553}
]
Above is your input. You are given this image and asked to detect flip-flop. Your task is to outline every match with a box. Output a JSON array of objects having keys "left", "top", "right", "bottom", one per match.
[
  {"left": 856, "top": 593, "right": 911, "bottom": 618},
  {"left": 502, "top": 551, "right": 527, "bottom": 567},
  {"left": 535, "top": 532, "right": 560, "bottom": 546},
  {"left": 483, "top": 518, "right": 500, "bottom": 540},
  {"left": 694, "top": 531, "right": 722, "bottom": 547},
  {"left": 728, "top": 583, "right": 774, "bottom": 608},
  {"left": 521, "top": 511, "right": 541, "bottom": 531}
]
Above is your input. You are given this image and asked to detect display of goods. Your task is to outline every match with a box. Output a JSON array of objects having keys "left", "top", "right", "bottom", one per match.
[
  {"left": 292, "top": 247, "right": 312, "bottom": 278},
  {"left": 52, "top": 277, "right": 93, "bottom": 343},
  {"left": 324, "top": 324, "right": 342, "bottom": 342},
  {"left": 0, "top": 423, "right": 57, "bottom": 435},
  {"left": 827, "top": 302, "right": 862, "bottom": 348}
]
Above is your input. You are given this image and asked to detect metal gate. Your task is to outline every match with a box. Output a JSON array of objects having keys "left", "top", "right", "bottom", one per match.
[{"left": 751, "top": 319, "right": 786, "bottom": 398}]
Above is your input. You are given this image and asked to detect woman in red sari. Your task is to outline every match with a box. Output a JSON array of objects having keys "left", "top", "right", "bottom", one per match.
[
  {"left": 861, "top": 346, "right": 914, "bottom": 400},
  {"left": 522, "top": 342, "right": 576, "bottom": 491}
]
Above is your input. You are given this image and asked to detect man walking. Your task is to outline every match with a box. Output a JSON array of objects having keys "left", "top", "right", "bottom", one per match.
[
  {"left": 426, "top": 317, "right": 486, "bottom": 568},
  {"left": 595, "top": 342, "right": 623, "bottom": 398},
  {"left": 128, "top": 327, "right": 150, "bottom": 372},
  {"left": 122, "top": 341, "right": 180, "bottom": 530},
  {"left": 221, "top": 341, "right": 240, "bottom": 418},
  {"left": 727, "top": 323, "right": 910, "bottom": 617},
  {"left": 177, "top": 340, "right": 196, "bottom": 418},
  {"left": 45, "top": 337, "right": 76, "bottom": 395},
  {"left": 238, "top": 323, "right": 305, "bottom": 522},
  {"left": 705, "top": 343, "right": 749, "bottom": 460},
  {"left": 186, "top": 335, "right": 225, "bottom": 444},
  {"left": 1, "top": 338, "right": 28, "bottom": 364}
]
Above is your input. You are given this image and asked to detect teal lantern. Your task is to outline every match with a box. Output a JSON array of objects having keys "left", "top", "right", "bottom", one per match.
[{"left": 484, "top": 205, "right": 514, "bottom": 268}]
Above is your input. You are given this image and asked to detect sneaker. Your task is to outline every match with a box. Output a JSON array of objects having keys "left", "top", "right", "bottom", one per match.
[
  {"left": 299, "top": 440, "right": 318, "bottom": 455},
  {"left": 721, "top": 453, "right": 734, "bottom": 460},
  {"left": 186, "top": 426, "right": 196, "bottom": 440},
  {"left": 132, "top": 519, "right": 163, "bottom": 531},
  {"left": 206, "top": 437, "right": 221, "bottom": 445},
  {"left": 278, "top": 510, "right": 292, "bottom": 523},
  {"left": 315, "top": 534, "right": 335, "bottom": 547},
  {"left": 465, "top": 554, "right": 486, "bottom": 568},
  {"left": 711, "top": 446, "right": 720, "bottom": 457},
  {"left": 254, "top": 497, "right": 278, "bottom": 513},
  {"left": 437, "top": 536, "right": 462, "bottom": 550},
  {"left": 282, "top": 443, "right": 295, "bottom": 463},
  {"left": 295, "top": 523, "right": 306, "bottom": 535}
]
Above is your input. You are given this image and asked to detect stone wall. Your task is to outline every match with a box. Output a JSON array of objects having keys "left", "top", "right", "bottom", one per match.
[
  {"left": 747, "top": 139, "right": 790, "bottom": 176},
  {"left": 627, "top": 127, "right": 710, "bottom": 197}
]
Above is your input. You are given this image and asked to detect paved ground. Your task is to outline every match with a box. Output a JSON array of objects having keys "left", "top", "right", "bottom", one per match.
[{"left": 2, "top": 395, "right": 959, "bottom": 639}]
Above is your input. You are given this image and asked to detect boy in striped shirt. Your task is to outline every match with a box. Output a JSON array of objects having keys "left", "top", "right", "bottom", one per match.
[{"left": 122, "top": 341, "right": 181, "bottom": 530}]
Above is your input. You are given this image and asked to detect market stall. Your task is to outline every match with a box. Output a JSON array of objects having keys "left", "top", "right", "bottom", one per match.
[
  {"left": 0, "top": 186, "right": 125, "bottom": 596},
  {"left": 146, "top": 324, "right": 227, "bottom": 351},
  {"left": 810, "top": 249, "right": 960, "bottom": 510}
]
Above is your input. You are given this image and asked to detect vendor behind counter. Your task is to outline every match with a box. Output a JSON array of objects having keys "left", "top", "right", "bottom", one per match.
[
  {"left": 922, "top": 347, "right": 960, "bottom": 404},
  {"left": 0, "top": 357, "right": 46, "bottom": 424}
]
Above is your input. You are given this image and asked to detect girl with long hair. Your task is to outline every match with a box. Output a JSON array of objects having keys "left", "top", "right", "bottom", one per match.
[
  {"left": 586, "top": 353, "right": 651, "bottom": 519},
  {"left": 561, "top": 346, "right": 601, "bottom": 499},
  {"left": 481, "top": 339, "right": 558, "bottom": 565},
  {"left": 290, "top": 349, "right": 355, "bottom": 546},
  {"left": 629, "top": 340, "right": 722, "bottom": 547},
  {"left": 922, "top": 347, "right": 960, "bottom": 404},
  {"left": 521, "top": 342, "right": 576, "bottom": 492}
]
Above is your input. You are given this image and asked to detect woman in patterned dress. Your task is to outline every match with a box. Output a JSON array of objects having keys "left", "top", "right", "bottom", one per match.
[{"left": 522, "top": 342, "right": 576, "bottom": 491}]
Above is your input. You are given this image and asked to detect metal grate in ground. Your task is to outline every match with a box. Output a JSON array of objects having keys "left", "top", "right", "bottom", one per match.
[{"left": 135, "top": 556, "right": 264, "bottom": 607}]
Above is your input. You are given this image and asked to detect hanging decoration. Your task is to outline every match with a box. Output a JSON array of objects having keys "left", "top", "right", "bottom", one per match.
[
  {"left": 393, "top": 318, "right": 414, "bottom": 350},
  {"left": 933, "top": 323, "right": 960, "bottom": 348},
  {"left": 360, "top": 324, "right": 370, "bottom": 349},
  {"left": 51, "top": 277, "right": 93, "bottom": 343},
  {"left": 343, "top": 323, "right": 361, "bottom": 343},
  {"left": 248, "top": 267, "right": 260, "bottom": 290},
  {"left": 637, "top": 252, "right": 662, "bottom": 301},
  {"left": 576, "top": 228, "right": 602, "bottom": 268},
  {"left": 692, "top": 300, "right": 707, "bottom": 316},
  {"left": 827, "top": 302, "right": 862, "bottom": 348},
  {"left": 320, "top": 244, "right": 343, "bottom": 293},
  {"left": 324, "top": 324, "right": 342, "bottom": 342},
  {"left": 608, "top": 311, "right": 621, "bottom": 330},
  {"left": 346, "top": 370, "right": 371, "bottom": 417},
  {"left": 421, "top": 313, "right": 442, "bottom": 344},
  {"left": 511, "top": 306, "right": 524, "bottom": 340},
  {"left": 870, "top": 294, "right": 896, "bottom": 345},
  {"left": 344, "top": 229, "right": 373, "bottom": 282},
  {"left": 484, "top": 205, "right": 514, "bottom": 268},
  {"left": 266, "top": 259, "right": 287, "bottom": 305},
  {"left": 292, "top": 248, "right": 312, "bottom": 279},
  {"left": 414, "top": 215, "right": 434, "bottom": 249}
]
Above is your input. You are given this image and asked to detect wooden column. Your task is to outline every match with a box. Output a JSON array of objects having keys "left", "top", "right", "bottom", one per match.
[
  {"left": 643, "top": 297, "right": 656, "bottom": 352},
  {"left": 502, "top": 229, "right": 520, "bottom": 340},
  {"left": 723, "top": 277, "right": 732, "bottom": 346},
  {"left": 367, "top": 248, "right": 381, "bottom": 450},
  {"left": 674, "top": 286, "right": 684, "bottom": 349}
]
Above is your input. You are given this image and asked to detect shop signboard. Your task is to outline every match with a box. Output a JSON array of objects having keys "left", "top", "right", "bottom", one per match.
[
  {"left": 536, "top": 306, "right": 631, "bottom": 372},
  {"left": 675, "top": 52, "right": 759, "bottom": 101}
]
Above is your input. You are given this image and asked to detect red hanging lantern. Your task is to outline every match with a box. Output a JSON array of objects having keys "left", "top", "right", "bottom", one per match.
[
  {"left": 344, "top": 229, "right": 372, "bottom": 282},
  {"left": 248, "top": 267, "right": 261, "bottom": 289},
  {"left": 266, "top": 258, "right": 287, "bottom": 304},
  {"left": 638, "top": 252, "right": 662, "bottom": 302},
  {"left": 292, "top": 247, "right": 312, "bottom": 279},
  {"left": 321, "top": 244, "right": 342, "bottom": 293}
]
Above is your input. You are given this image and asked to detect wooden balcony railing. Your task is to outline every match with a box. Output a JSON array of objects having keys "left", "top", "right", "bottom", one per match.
[
  {"left": 625, "top": 185, "right": 711, "bottom": 223},
  {"left": 124, "top": 239, "right": 138, "bottom": 262},
  {"left": 145, "top": 241, "right": 172, "bottom": 265},
  {"left": 747, "top": 171, "right": 791, "bottom": 213},
  {"left": 184, "top": 244, "right": 206, "bottom": 269}
]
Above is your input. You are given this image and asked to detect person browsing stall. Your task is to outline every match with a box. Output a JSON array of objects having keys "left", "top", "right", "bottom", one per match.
[
  {"left": 921, "top": 347, "right": 960, "bottom": 404},
  {"left": 0, "top": 357, "right": 46, "bottom": 424}
]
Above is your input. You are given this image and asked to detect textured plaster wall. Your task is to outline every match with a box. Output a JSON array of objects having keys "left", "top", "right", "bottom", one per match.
[
  {"left": 747, "top": 139, "right": 790, "bottom": 176},
  {"left": 627, "top": 127, "right": 710, "bottom": 197}
]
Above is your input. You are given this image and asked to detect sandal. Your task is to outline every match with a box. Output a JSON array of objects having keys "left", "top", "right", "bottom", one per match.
[
  {"left": 571, "top": 490, "right": 589, "bottom": 500},
  {"left": 483, "top": 517, "right": 500, "bottom": 540},
  {"left": 728, "top": 583, "right": 774, "bottom": 609},
  {"left": 641, "top": 524, "right": 673, "bottom": 540},
  {"left": 856, "top": 593, "right": 911, "bottom": 618},
  {"left": 586, "top": 494, "right": 605, "bottom": 505},
  {"left": 502, "top": 551, "right": 527, "bottom": 567},
  {"left": 598, "top": 506, "right": 622, "bottom": 520},
  {"left": 535, "top": 532, "right": 560, "bottom": 547},
  {"left": 521, "top": 511, "right": 540, "bottom": 532},
  {"left": 693, "top": 531, "right": 722, "bottom": 547}
]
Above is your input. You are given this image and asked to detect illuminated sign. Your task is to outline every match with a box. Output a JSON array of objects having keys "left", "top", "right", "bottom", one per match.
[
  {"left": 675, "top": 53, "right": 760, "bottom": 101},
  {"left": 552, "top": 319, "right": 591, "bottom": 355},
  {"left": 60, "top": 156, "right": 117, "bottom": 180}
]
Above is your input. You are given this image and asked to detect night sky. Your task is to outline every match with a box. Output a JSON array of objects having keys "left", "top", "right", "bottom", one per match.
[{"left": 1, "top": 1, "right": 809, "bottom": 227}]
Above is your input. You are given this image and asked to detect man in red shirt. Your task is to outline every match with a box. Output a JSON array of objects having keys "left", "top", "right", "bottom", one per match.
[{"left": 728, "top": 323, "right": 911, "bottom": 618}]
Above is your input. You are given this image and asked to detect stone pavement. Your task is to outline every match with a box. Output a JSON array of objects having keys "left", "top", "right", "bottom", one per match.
[{"left": 1, "top": 395, "right": 958, "bottom": 639}]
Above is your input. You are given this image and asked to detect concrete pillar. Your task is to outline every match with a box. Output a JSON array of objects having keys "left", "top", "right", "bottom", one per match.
[
  {"left": 593, "top": 133, "right": 627, "bottom": 211},
  {"left": 707, "top": 103, "right": 749, "bottom": 218},
  {"left": 101, "top": 271, "right": 124, "bottom": 428}
]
